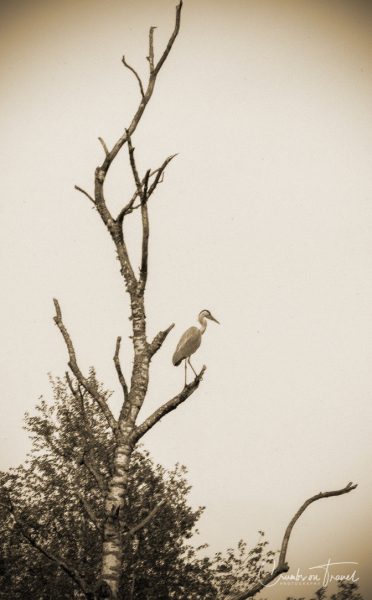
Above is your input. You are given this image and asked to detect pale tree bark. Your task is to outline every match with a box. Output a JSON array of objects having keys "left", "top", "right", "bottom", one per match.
[{"left": 7, "top": 2, "right": 357, "bottom": 599}]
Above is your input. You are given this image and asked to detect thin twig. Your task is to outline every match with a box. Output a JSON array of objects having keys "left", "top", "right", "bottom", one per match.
[
  {"left": 74, "top": 185, "right": 95, "bottom": 204},
  {"left": 147, "top": 154, "right": 178, "bottom": 199},
  {"left": 126, "top": 131, "right": 143, "bottom": 196},
  {"left": 122, "top": 56, "right": 145, "bottom": 98},
  {"left": 153, "top": 1, "right": 183, "bottom": 75},
  {"left": 98, "top": 137, "right": 109, "bottom": 156},
  {"left": 116, "top": 158, "right": 175, "bottom": 224}
]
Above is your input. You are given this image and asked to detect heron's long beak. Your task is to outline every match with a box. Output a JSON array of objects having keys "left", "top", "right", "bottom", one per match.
[{"left": 208, "top": 314, "right": 220, "bottom": 324}]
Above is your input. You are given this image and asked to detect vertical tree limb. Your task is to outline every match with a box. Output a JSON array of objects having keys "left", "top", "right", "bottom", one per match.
[
  {"left": 113, "top": 337, "right": 129, "bottom": 403},
  {"left": 138, "top": 169, "right": 150, "bottom": 295}
]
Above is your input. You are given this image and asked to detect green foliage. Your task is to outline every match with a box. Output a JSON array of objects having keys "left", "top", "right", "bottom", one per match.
[{"left": 0, "top": 373, "right": 275, "bottom": 599}]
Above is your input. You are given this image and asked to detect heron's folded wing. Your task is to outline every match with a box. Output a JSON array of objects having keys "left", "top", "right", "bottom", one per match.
[{"left": 172, "top": 326, "right": 200, "bottom": 365}]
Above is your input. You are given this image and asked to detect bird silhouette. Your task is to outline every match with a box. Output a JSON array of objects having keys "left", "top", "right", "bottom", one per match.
[{"left": 172, "top": 310, "right": 219, "bottom": 385}]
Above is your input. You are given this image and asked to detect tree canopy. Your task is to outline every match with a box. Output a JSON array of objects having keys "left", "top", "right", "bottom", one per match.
[{"left": 0, "top": 373, "right": 276, "bottom": 600}]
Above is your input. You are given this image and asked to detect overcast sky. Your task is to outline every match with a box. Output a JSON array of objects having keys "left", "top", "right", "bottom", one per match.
[{"left": 1, "top": 0, "right": 372, "bottom": 597}]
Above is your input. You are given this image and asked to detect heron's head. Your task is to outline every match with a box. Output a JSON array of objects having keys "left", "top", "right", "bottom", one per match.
[{"left": 199, "top": 310, "right": 220, "bottom": 324}]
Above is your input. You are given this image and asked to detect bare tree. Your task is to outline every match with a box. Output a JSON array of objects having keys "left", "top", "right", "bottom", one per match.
[
  {"left": 0, "top": 3, "right": 358, "bottom": 599},
  {"left": 54, "top": 3, "right": 207, "bottom": 597}
]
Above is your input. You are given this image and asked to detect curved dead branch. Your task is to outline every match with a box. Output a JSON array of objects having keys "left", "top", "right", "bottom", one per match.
[{"left": 232, "top": 482, "right": 358, "bottom": 599}]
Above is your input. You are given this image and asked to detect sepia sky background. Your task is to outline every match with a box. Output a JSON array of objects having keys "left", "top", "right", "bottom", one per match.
[{"left": 1, "top": 0, "right": 372, "bottom": 597}]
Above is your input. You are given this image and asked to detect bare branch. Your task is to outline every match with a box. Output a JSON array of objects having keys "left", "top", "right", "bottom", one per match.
[
  {"left": 117, "top": 190, "right": 141, "bottom": 224},
  {"left": 74, "top": 185, "right": 95, "bottom": 205},
  {"left": 127, "top": 131, "right": 143, "bottom": 196},
  {"left": 138, "top": 169, "right": 151, "bottom": 294},
  {"left": 53, "top": 298, "right": 118, "bottom": 435},
  {"left": 278, "top": 482, "right": 357, "bottom": 566},
  {"left": 113, "top": 337, "right": 129, "bottom": 403},
  {"left": 131, "top": 367, "right": 206, "bottom": 444},
  {"left": 147, "top": 27, "right": 157, "bottom": 72},
  {"left": 233, "top": 482, "right": 358, "bottom": 599},
  {"left": 98, "top": 1, "right": 183, "bottom": 175},
  {"left": 77, "top": 491, "right": 103, "bottom": 536},
  {"left": 148, "top": 323, "right": 175, "bottom": 357},
  {"left": 153, "top": 1, "right": 183, "bottom": 76},
  {"left": 147, "top": 154, "right": 178, "bottom": 199},
  {"left": 122, "top": 56, "right": 145, "bottom": 98},
  {"left": 124, "top": 499, "right": 165, "bottom": 539},
  {"left": 98, "top": 137, "right": 109, "bottom": 156},
  {"left": 2, "top": 496, "right": 95, "bottom": 599},
  {"left": 117, "top": 156, "right": 176, "bottom": 224}
]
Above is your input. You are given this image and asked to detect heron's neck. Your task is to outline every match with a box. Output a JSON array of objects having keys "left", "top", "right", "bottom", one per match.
[{"left": 198, "top": 315, "right": 207, "bottom": 334}]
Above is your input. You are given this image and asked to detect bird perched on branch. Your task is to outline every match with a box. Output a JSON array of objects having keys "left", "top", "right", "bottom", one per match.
[{"left": 172, "top": 310, "right": 219, "bottom": 385}]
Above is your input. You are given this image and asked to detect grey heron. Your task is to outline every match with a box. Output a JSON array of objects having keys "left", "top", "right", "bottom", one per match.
[{"left": 172, "top": 310, "right": 219, "bottom": 385}]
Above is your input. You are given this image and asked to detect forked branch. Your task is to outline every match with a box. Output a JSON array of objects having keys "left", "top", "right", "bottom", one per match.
[
  {"left": 116, "top": 153, "right": 177, "bottom": 224},
  {"left": 147, "top": 154, "right": 178, "bottom": 199},
  {"left": 131, "top": 366, "right": 206, "bottom": 444},
  {"left": 232, "top": 482, "right": 358, "bottom": 599},
  {"left": 99, "top": 0, "right": 183, "bottom": 175}
]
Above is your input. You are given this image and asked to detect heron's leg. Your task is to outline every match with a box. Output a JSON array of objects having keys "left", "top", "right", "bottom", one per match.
[
  {"left": 188, "top": 357, "right": 197, "bottom": 378},
  {"left": 184, "top": 359, "right": 187, "bottom": 386}
]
